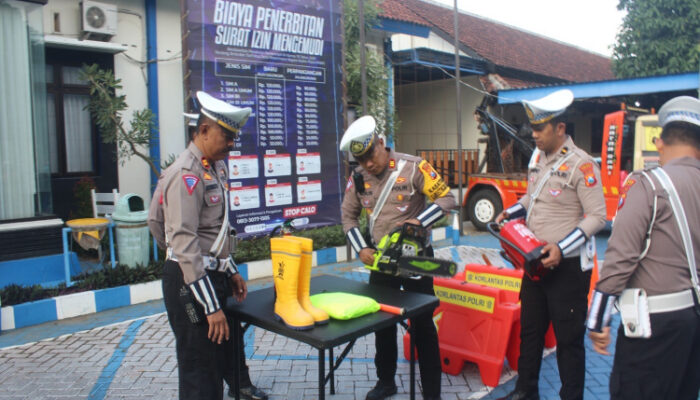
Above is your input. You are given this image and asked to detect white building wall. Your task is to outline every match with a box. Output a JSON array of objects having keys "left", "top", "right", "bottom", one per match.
[
  {"left": 155, "top": 0, "right": 187, "bottom": 177},
  {"left": 394, "top": 77, "right": 484, "bottom": 156},
  {"left": 42, "top": 0, "right": 187, "bottom": 204},
  {"left": 391, "top": 31, "right": 467, "bottom": 56},
  {"left": 112, "top": 0, "right": 150, "bottom": 202}
]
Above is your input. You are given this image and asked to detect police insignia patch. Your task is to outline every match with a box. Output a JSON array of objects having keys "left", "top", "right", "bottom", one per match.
[
  {"left": 549, "top": 189, "right": 562, "bottom": 197},
  {"left": 420, "top": 161, "right": 438, "bottom": 180},
  {"left": 182, "top": 175, "right": 200, "bottom": 195},
  {"left": 396, "top": 205, "right": 408, "bottom": 213},
  {"left": 558, "top": 163, "right": 569, "bottom": 171},
  {"left": 389, "top": 159, "right": 395, "bottom": 169},
  {"left": 364, "top": 183, "right": 371, "bottom": 189},
  {"left": 350, "top": 141, "right": 364, "bottom": 154},
  {"left": 210, "top": 195, "right": 221, "bottom": 203},
  {"left": 579, "top": 163, "right": 597, "bottom": 187},
  {"left": 201, "top": 158, "right": 211, "bottom": 169},
  {"left": 418, "top": 160, "right": 449, "bottom": 201},
  {"left": 203, "top": 172, "right": 213, "bottom": 180},
  {"left": 396, "top": 177, "right": 406, "bottom": 183},
  {"left": 618, "top": 177, "right": 637, "bottom": 210}
]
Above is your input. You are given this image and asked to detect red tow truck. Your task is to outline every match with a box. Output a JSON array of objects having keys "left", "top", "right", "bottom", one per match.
[{"left": 463, "top": 104, "right": 659, "bottom": 230}]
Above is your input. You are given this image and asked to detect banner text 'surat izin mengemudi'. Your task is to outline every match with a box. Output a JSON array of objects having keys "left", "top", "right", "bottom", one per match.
[{"left": 185, "top": 0, "right": 345, "bottom": 238}]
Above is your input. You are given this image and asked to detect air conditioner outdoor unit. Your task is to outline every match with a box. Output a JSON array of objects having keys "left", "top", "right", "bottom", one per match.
[{"left": 81, "top": 0, "right": 117, "bottom": 40}]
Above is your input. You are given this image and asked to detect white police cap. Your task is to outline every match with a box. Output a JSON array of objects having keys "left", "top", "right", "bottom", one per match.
[
  {"left": 339, "top": 115, "right": 377, "bottom": 157},
  {"left": 658, "top": 96, "right": 700, "bottom": 128},
  {"left": 183, "top": 112, "right": 198, "bottom": 128},
  {"left": 522, "top": 89, "right": 574, "bottom": 125},
  {"left": 196, "top": 91, "right": 252, "bottom": 133}
]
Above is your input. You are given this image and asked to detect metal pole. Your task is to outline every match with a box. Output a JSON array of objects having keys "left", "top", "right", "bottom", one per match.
[
  {"left": 359, "top": 0, "right": 368, "bottom": 114},
  {"left": 146, "top": 0, "right": 160, "bottom": 187},
  {"left": 180, "top": 0, "right": 192, "bottom": 147},
  {"left": 454, "top": 0, "right": 464, "bottom": 235}
]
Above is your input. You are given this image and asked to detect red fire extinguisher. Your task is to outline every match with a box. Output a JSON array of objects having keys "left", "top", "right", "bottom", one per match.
[{"left": 487, "top": 220, "right": 548, "bottom": 281}]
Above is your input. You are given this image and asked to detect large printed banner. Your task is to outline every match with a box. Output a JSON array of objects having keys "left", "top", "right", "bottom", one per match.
[{"left": 185, "top": 0, "right": 345, "bottom": 238}]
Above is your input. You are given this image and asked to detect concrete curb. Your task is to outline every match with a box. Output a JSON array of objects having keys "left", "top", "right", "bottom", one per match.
[{"left": 1, "top": 227, "right": 449, "bottom": 332}]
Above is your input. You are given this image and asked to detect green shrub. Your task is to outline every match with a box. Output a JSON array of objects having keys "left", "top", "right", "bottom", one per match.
[
  {"left": 0, "top": 261, "right": 163, "bottom": 307},
  {"left": 234, "top": 224, "right": 348, "bottom": 263},
  {"left": 1, "top": 220, "right": 449, "bottom": 306}
]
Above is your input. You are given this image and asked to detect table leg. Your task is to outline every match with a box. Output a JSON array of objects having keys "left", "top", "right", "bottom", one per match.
[
  {"left": 108, "top": 223, "right": 116, "bottom": 268},
  {"left": 410, "top": 323, "right": 416, "bottom": 400},
  {"left": 233, "top": 319, "right": 241, "bottom": 400},
  {"left": 62, "top": 227, "right": 73, "bottom": 287},
  {"left": 329, "top": 347, "right": 335, "bottom": 394},
  {"left": 318, "top": 348, "right": 325, "bottom": 400}
]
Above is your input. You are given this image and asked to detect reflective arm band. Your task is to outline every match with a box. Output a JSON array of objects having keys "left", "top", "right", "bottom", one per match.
[
  {"left": 505, "top": 203, "right": 525, "bottom": 219},
  {"left": 188, "top": 274, "right": 221, "bottom": 315},
  {"left": 346, "top": 227, "right": 368, "bottom": 254},
  {"left": 417, "top": 203, "right": 443, "bottom": 227},
  {"left": 223, "top": 257, "right": 239, "bottom": 278},
  {"left": 586, "top": 289, "right": 618, "bottom": 332},
  {"left": 557, "top": 227, "right": 586, "bottom": 258}
]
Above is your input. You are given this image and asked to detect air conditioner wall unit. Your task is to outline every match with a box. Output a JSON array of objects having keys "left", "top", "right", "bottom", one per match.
[{"left": 81, "top": 1, "right": 117, "bottom": 40}]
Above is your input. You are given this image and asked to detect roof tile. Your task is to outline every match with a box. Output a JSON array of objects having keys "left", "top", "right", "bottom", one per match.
[{"left": 380, "top": 0, "right": 614, "bottom": 82}]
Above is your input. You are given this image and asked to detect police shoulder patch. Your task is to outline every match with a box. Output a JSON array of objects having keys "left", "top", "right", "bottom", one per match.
[
  {"left": 617, "top": 175, "right": 638, "bottom": 210},
  {"left": 579, "top": 162, "right": 597, "bottom": 187},
  {"left": 418, "top": 160, "right": 449, "bottom": 201},
  {"left": 182, "top": 174, "right": 200, "bottom": 195}
]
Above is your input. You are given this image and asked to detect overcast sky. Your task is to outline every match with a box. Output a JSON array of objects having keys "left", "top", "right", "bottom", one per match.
[{"left": 429, "top": 0, "right": 626, "bottom": 57}]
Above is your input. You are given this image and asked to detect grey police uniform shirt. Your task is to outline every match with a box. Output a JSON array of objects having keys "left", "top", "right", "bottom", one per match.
[
  {"left": 147, "top": 176, "right": 167, "bottom": 250},
  {"left": 596, "top": 157, "right": 700, "bottom": 296},
  {"left": 341, "top": 150, "right": 457, "bottom": 251},
  {"left": 158, "top": 142, "right": 230, "bottom": 287},
  {"left": 508, "top": 136, "right": 606, "bottom": 257}
]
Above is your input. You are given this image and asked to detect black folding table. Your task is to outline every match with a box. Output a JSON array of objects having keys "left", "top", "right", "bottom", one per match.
[{"left": 225, "top": 274, "right": 439, "bottom": 400}]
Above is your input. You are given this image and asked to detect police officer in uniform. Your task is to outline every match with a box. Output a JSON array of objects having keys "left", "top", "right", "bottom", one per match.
[
  {"left": 340, "top": 116, "right": 456, "bottom": 400},
  {"left": 148, "top": 112, "right": 199, "bottom": 251},
  {"left": 495, "top": 89, "right": 606, "bottom": 400},
  {"left": 587, "top": 96, "right": 700, "bottom": 400},
  {"left": 152, "top": 91, "right": 267, "bottom": 400}
]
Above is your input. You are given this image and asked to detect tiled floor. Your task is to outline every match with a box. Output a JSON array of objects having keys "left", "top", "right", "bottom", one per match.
[{"left": 3, "top": 230, "right": 692, "bottom": 399}]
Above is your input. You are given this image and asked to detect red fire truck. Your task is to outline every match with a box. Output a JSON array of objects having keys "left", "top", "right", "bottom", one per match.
[{"left": 463, "top": 105, "right": 660, "bottom": 230}]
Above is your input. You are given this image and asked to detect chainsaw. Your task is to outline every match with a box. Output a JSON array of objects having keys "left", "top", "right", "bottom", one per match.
[
  {"left": 368, "top": 223, "right": 457, "bottom": 278},
  {"left": 486, "top": 219, "right": 548, "bottom": 280}
]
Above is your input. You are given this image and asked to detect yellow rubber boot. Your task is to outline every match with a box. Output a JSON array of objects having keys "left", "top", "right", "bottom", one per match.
[
  {"left": 270, "top": 237, "right": 314, "bottom": 330},
  {"left": 287, "top": 236, "right": 329, "bottom": 325}
]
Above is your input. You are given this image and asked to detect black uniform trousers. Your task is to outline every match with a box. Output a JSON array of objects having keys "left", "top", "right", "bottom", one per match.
[
  {"left": 610, "top": 305, "right": 700, "bottom": 400},
  {"left": 515, "top": 257, "right": 591, "bottom": 400},
  {"left": 368, "top": 247, "right": 441, "bottom": 398},
  {"left": 163, "top": 260, "right": 252, "bottom": 400}
]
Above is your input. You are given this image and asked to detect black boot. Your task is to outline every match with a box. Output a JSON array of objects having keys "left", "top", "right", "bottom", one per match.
[
  {"left": 366, "top": 380, "right": 398, "bottom": 400},
  {"left": 228, "top": 384, "right": 268, "bottom": 400},
  {"left": 496, "top": 389, "right": 540, "bottom": 400}
]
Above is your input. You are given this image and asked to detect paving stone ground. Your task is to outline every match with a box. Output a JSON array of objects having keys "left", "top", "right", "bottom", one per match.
[{"left": 0, "top": 229, "right": 666, "bottom": 400}]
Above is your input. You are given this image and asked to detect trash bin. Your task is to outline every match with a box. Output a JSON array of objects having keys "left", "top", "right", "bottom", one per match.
[{"left": 112, "top": 193, "right": 150, "bottom": 268}]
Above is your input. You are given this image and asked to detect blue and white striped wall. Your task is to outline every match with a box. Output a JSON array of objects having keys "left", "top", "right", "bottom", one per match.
[
  {"left": 1, "top": 281, "right": 162, "bottom": 331},
  {"left": 1, "top": 227, "right": 448, "bottom": 332}
]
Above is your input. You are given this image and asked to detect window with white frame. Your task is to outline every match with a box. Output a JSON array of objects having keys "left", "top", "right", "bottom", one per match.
[{"left": 45, "top": 64, "right": 96, "bottom": 175}]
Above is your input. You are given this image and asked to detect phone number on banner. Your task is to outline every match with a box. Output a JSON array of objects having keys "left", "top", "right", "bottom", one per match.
[{"left": 236, "top": 214, "right": 271, "bottom": 225}]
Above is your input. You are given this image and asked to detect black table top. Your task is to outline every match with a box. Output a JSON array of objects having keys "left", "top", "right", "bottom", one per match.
[{"left": 224, "top": 274, "right": 439, "bottom": 349}]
